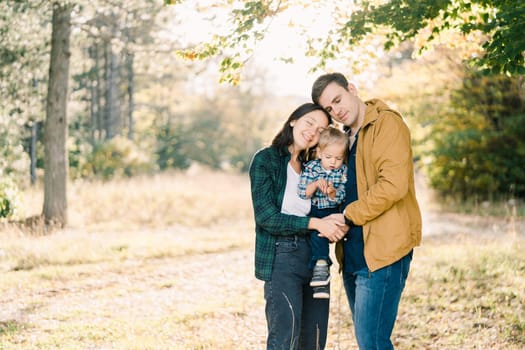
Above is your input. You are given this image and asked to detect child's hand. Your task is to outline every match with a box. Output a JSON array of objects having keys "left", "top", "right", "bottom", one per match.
[
  {"left": 316, "top": 179, "right": 328, "bottom": 193},
  {"left": 326, "top": 183, "right": 336, "bottom": 199},
  {"left": 317, "top": 180, "right": 336, "bottom": 198}
]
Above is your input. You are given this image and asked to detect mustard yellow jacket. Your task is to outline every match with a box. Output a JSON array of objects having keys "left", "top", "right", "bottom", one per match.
[{"left": 338, "top": 99, "right": 422, "bottom": 272}]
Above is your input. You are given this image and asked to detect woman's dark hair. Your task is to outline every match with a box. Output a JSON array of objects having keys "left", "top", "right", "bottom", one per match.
[{"left": 271, "top": 103, "right": 332, "bottom": 166}]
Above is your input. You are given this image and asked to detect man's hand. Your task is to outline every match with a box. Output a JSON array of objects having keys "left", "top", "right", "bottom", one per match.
[
  {"left": 310, "top": 215, "right": 348, "bottom": 243},
  {"left": 327, "top": 213, "right": 345, "bottom": 224}
]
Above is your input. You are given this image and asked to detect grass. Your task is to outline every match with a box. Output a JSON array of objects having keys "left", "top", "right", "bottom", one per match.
[
  {"left": 0, "top": 169, "right": 523, "bottom": 349},
  {"left": 394, "top": 235, "right": 525, "bottom": 349},
  {"left": 0, "top": 320, "right": 24, "bottom": 336},
  {"left": 13, "top": 166, "right": 253, "bottom": 232},
  {"left": 434, "top": 194, "right": 525, "bottom": 218}
]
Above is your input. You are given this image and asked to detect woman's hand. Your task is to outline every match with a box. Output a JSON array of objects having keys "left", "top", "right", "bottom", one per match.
[{"left": 309, "top": 215, "right": 348, "bottom": 243}]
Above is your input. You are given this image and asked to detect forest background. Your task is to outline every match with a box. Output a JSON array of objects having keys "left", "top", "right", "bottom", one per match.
[
  {"left": 0, "top": 0, "right": 524, "bottom": 222},
  {"left": 0, "top": 0, "right": 524, "bottom": 349}
]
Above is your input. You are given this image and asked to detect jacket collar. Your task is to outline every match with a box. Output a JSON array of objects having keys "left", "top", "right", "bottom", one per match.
[
  {"left": 363, "top": 98, "right": 388, "bottom": 128},
  {"left": 342, "top": 98, "right": 389, "bottom": 135}
]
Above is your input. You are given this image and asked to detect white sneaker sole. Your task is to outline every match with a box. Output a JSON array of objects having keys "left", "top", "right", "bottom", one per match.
[
  {"left": 309, "top": 275, "right": 331, "bottom": 287},
  {"left": 313, "top": 292, "right": 330, "bottom": 299}
]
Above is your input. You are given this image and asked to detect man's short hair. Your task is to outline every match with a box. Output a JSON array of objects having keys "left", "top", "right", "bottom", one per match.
[{"left": 311, "top": 72, "right": 349, "bottom": 105}]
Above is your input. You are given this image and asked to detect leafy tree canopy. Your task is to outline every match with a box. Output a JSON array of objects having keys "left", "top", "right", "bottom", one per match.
[
  {"left": 166, "top": 0, "right": 525, "bottom": 82},
  {"left": 338, "top": 0, "right": 525, "bottom": 76}
]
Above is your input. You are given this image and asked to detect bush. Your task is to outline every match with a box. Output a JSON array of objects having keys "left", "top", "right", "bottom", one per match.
[
  {"left": 427, "top": 72, "right": 525, "bottom": 200},
  {"left": 79, "top": 136, "right": 157, "bottom": 180},
  {"left": 0, "top": 176, "right": 21, "bottom": 219}
]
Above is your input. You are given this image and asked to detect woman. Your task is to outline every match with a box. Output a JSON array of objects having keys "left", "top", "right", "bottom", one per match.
[{"left": 249, "top": 103, "right": 347, "bottom": 350}]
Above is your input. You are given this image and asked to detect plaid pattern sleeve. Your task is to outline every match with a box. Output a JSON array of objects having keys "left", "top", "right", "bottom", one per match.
[
  {"left": 297, "top": 160, "right": 320, "bottom": 200},
  {"left": 329, "top": 164, "right": 347, "bottom": 206},
  {"left": 249, "top": 146, "right": 311, "bottom": 281}
]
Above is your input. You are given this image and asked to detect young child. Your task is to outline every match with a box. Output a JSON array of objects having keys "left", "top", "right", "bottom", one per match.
[{"left": 298, "top": 127, "right": 348, "bottom": 299}]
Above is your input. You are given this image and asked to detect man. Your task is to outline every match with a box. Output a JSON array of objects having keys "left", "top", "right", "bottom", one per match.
[{"left": 311, "top": 72, "right": 422, "bottom": 350}]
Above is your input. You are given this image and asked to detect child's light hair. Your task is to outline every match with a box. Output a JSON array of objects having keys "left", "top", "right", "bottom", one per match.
[{"left": 317, "top": 127, "right": 349, "bottom": 152}]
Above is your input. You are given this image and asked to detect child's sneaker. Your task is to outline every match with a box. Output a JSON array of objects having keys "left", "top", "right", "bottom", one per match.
[
  {"left": 313, "top": 284, "right": 330, "bottom": 299},
  {"left": 310, "top": 263, "right": 331, "bottom": 286}
]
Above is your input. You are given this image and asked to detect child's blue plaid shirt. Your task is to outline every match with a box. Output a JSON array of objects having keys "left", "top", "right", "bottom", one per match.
[{"left": 298, "top": 159, "right": 347, "bottom": 209}]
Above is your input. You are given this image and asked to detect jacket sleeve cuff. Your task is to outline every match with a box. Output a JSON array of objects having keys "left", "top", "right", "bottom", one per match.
[{"left": 344, "top": 214, "right": 354, "bottom": 227}]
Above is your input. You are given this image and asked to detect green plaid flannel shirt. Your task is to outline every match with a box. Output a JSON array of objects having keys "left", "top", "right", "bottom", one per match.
[{"left": 249, "top": 146, "right": 311, "bottom": 281}]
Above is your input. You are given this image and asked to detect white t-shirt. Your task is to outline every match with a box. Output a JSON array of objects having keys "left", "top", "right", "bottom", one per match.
[{"left": 281, "top": 163, "right": 311, "bottom": 216}]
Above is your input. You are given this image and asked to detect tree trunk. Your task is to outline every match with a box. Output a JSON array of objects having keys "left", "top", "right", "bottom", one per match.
[
  {"left": 126, "top": 51, "right": 134, "bottom": 140},
  {"left": 30, "top": 121, "right": 38, "bottom": 185},
  {"left": 104, "top": 41, "right": 120, "bottom": 139},
  {"left": 94, "top": 43, "right": 103, "bottom": 142},
  {"left": 89, "top": 76, "right": 96, "bottom": 145},
  {"left": 43, "top": 2, "right": 72, "bottom": 227}
]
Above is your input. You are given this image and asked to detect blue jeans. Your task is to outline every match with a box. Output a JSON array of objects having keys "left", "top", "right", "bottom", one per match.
[
  {"left": 309, "top": 231, "right": 331, "bottom": 268},
  {"left": 342, "top": 251, "right": 413, "bottom": 350},
  {"left": 264, "top": 235, "right": 330, "bottom": 350},
  {"left": 309, "top": 206, "right": 338, "bottom": 268}
]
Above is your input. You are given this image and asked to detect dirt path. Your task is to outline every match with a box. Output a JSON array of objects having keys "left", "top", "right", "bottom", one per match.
[
  {"left": 1, "top": 247, "right": 269, "bottom": 349},
  {"left": 415, "top": 171, "right": 523, "bottom": 238}
]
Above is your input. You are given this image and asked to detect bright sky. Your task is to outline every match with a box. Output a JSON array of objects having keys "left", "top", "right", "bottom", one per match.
[
  {"left": 250, "top": 5, "right": 333, "bottom": 97},
  {"left": 164, "top": 1, "right": 381, "bottom": 97}
]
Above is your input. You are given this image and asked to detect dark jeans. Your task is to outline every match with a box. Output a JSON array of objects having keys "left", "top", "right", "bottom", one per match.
[
  {"left": 264, "top": 235, "right": 330, "bottom": 350},
  {"left": 342, "top": 251, "right": 413, "bottom": 350},
  {"left": 309, "top": 206, "right": 339, "bottom": 268}
]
